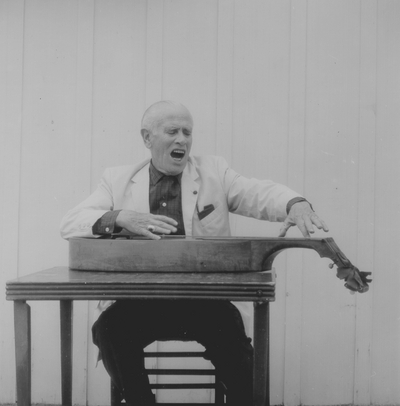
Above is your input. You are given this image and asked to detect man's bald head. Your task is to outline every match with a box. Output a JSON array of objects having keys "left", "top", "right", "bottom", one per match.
[
  {"left": 141, "top": 101, "right": 193, "bottom": 133},
  {"left": 140, "top": 101, "right": 194, "bottom": 175}
]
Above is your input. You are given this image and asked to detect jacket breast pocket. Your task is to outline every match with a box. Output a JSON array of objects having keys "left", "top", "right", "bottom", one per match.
[
  {"left": 198, "top": 204, "right": 224, "bottom": 227},
  {"left": 194, "top": 203, "right": 231, "bottom": 236}
]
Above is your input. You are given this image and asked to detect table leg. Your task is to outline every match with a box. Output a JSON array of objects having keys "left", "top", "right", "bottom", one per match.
[
  {"left": 14, "top": 300, "right": 31, "bottom": 406},
  {"left": 60, "top": 300, "right": 73, "bottom": 406},
  {"left": 253, "top": 301, "right": 270, "bottom": 406}
]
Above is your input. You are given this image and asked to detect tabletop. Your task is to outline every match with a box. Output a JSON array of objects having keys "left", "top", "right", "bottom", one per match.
[{"left": 6, "top": 266, "right": 275, "bottom": 302}]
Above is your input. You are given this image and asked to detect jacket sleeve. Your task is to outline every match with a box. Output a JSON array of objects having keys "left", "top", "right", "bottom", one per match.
[
  {"left": 218, "top": 158, "right": 302, "bottom": 222},
  {"left": 60, "top": 169, "right": 115, "bottom": 239}
]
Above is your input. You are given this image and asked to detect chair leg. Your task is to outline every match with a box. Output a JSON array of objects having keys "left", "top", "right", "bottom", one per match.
[
  {"left": 111, "top": 381, "right": 123, "bottom": 406},
  {"left": 215, "top": 372, "right": 226, "bottom": 405}
]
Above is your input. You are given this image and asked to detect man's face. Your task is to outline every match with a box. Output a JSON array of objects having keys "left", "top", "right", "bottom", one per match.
[{"left": 142, "top": 106, "right": 193, "bottom": 176}]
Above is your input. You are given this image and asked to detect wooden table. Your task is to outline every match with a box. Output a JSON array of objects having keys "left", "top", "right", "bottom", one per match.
[
  {"left": 7, "top": 236, "right": 367, "bottom": 406},
  {"left": 6, "top": 267, "right": 275, "bottom": 406}
]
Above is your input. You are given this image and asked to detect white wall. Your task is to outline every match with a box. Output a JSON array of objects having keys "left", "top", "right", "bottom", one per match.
[{"left": 1, "top": 1, "right": 399, "bottom": 405}]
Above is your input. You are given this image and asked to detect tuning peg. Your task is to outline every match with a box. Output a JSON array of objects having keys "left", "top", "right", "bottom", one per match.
[{"left": 328, "top": 263, "right": 335, "bottom": 269}]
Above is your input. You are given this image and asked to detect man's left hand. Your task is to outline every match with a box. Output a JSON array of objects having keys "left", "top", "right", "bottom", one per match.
[{"left": 279, "top": 201, "right": 329, "bottom": 238}]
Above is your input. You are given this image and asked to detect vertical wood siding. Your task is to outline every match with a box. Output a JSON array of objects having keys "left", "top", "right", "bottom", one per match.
[{"left": 1, "top": 1, "right": 399, "bottom": 405}]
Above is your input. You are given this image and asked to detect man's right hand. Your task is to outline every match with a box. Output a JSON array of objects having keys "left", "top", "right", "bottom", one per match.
[{"left": 116, "top": 210, "right": 178, "bottom": 240}]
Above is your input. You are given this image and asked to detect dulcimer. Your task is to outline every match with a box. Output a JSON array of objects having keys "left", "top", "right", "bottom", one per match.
[{"left": 69, "top": 236, "right": 371, "bottom": 293}]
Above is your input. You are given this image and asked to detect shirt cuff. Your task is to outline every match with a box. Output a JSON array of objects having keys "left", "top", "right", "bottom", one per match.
[
  {"left": 92, "top": 210, "right": 122, "bottom": 235},
  {"left": 286, "top": 197, "right": 313, "bottom": 214}
]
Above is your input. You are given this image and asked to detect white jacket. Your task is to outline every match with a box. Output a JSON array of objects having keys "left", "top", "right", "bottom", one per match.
[{"left": 60, "top": 155, "right": 301, "bottom": 335}]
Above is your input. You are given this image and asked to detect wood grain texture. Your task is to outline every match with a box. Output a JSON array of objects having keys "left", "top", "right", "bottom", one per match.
[
  {"left": 0, "top": 0, "right": 24, "bottom": 401},
  {"left": 371, "top": 1, "right": 400, "bottom": 403},
  {"left": 354, "top": 1, "right": 377, "bottom": 404},
  {"left": 284, "top": 2, "right": 307, "bottom": 404}
]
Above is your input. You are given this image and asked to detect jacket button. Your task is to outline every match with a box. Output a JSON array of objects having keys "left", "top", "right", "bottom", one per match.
[{"left": 193, "top": 191, "right": 198, "bottom": 195}]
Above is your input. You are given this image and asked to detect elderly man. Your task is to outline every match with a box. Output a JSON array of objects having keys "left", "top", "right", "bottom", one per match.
[{"left": 61, "top": 101, "right": 328, "bottom": 406}]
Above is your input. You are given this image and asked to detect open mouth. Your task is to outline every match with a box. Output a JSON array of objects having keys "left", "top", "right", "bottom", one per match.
[{"left": 170, "top": 149, "right": 186, "bottom": 161}]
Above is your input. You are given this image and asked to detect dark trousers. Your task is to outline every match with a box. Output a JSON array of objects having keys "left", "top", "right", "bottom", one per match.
[{"left": 92, "top": 300, "right": 253, "bottom": 406}]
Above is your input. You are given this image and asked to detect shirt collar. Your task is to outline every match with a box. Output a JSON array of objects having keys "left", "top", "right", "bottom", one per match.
[{"left": 149, "top": 161, "right": 183, "bottom": 186}]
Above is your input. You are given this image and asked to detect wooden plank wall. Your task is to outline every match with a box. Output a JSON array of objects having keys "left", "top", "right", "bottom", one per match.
[{"left": 1, "top": 1, "right": 399, "bottom": 405}]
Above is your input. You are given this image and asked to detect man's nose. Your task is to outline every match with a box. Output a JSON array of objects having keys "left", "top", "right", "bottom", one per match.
[{"left": 175, "top": 130, "right": 186, "bottom": 144}]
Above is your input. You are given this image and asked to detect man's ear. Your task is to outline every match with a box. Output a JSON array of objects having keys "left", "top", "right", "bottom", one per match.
[{"left": 141, "top": 129, "right": 152, "bottom": 149}]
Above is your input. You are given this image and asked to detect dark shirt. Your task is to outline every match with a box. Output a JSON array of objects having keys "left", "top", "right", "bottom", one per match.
[
  {"left": 148, "top": 162, "right": 185, "bottom": 235},
  {"left": 92, "top": 162, "right": 185, "bottom": 235}
]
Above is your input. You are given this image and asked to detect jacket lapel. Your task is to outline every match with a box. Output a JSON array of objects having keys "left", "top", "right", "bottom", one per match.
[
  {"left": 181, "top": 159, "right": 200, "bottom": 236},
  {"left": 129, "top": 162, "right": 150, "bottom": 213}
]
